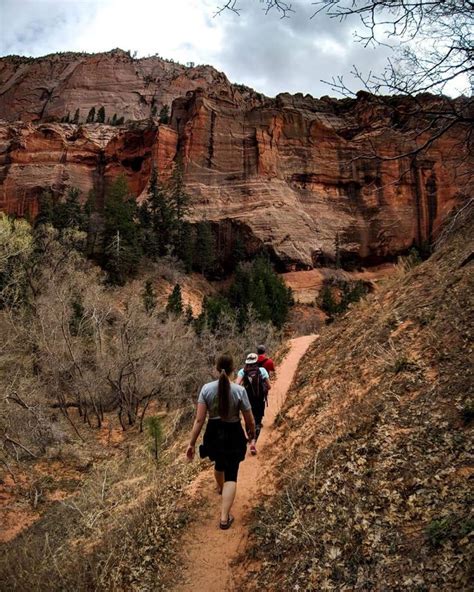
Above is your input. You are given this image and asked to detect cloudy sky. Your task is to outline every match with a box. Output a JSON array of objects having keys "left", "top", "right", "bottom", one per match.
[{"left": 0, "top": 0, "right": 465, "bottom": 98}]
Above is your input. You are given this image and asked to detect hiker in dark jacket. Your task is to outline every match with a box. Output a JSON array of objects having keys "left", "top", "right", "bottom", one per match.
[
  {"left": 235, "top": 352, "right": 271, "bottom": 452},
  {"left": 257, "top": 344, "right": 275, "bottom": 375},
  {"left": 186, "top": 354, "right": 256, "bottom": 530}
]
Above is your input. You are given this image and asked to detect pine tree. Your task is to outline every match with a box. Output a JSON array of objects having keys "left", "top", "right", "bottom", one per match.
[
  {"left": 116, "top": 116, "right": 125, "bottom": 125},
  {"left": 102, "top": 175, "right": 142, "bottom": 285},
  {"left": 97, "top": 106, "right": 106, "bottom": 123},
  {"left": 35, "top": 190, "right": 54, "bottom": 227},
  {"left": 86, "top": 107, "right": 96, "bottom": 123},
  {"left": 145, "top": 416, "right": 162, "bottom": 460},
  {"left": 159, "top": 105, "right": 170, "bottom": 124},
  {"left": 170, "top": 157, "right": 191, "bottom": 256},
  {"left": 72, "top": 108, "right": 80, "bottom": 124},
  {"left": 140, "top": 165, "right": 174, "bottom": 258},
  {"left": 69, "top": 296, "right": 86, "bottom": 336},
  {"left": 142, "top": 279, "right": 157, "bottom": 315},
  {"left": 195, "top": 221, "right": 216, "bottom": 276},
  {"left": 185, "top": 304, "right": 194, "bottom": 324},
  {"left": 61, "top": 187, "right": 86, "bottom": 230},
  {"left": 319, "top": 283, "right": 338, "bottom": 317},
  {"left": 232, "top": 235, "right": 246, "bottom": 266},
  {"left": 178, "top": 221, "right": 195, "bottom": 273},
  {"left": 166, "top": 283, "right": 183, "bottom": 316},
  {"left": 111, "top": 113, "right": 117, "bottom": 126},
  {"left": 228, "top": 258, "right": 292, "bottom": 329}
]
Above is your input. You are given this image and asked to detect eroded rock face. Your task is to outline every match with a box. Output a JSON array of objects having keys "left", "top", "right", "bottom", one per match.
[
  {"left": 0, "top": 49, "right": 240, "bottom": 123},
  {"left": 0, "top": 51, "right": 471, "bottom": 268}
]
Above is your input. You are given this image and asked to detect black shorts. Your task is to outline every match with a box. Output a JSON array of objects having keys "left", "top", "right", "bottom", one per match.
[
  {"left": 199, "top": 419, "right": 247, "bottom": 482},
  {"left": 214, "top": 458, "right": 240, "bottom": 482}
]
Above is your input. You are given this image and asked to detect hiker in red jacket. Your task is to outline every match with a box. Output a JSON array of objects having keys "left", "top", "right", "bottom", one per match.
[{"left": 257, "top": 345, "right": 275, "bottom": 375}]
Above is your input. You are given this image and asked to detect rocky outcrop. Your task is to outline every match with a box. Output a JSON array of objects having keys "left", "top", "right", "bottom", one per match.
[
  {"left": 0, "top": 52, "right": 471, "bottom": 268},
  {"left": 0, "top": 49, "right": 250, "bottom": 123}
]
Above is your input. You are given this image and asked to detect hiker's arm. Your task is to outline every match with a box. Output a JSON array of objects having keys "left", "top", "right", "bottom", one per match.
[
  {"left": 242, "top": 408, "right": 256, "bottom": 442},
  {"left": 261, "top": 368, "right": 271, "bottom": 391},
  {"left": 186, "top": 402, "right": 207, "bottom": 460},
  {"left": 235, "top": 370, "right": 243, "bottom": 385}
]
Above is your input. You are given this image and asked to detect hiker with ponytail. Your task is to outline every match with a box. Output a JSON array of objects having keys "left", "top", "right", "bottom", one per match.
[{"left": 186, "top": 354, "right": 256, "bottom": 530}]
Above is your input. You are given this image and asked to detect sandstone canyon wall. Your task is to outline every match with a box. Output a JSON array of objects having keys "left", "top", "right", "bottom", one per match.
[{"left": 0, "top": 50, "right": 471, "bottom": 268}]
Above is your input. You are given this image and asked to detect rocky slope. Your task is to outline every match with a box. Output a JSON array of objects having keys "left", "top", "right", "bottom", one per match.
[
  {"left": 0, "top": 50, "right": 472, "bottom": 268},
  {"left": 238, "top": 204, "right": 474, "bottom": 590},
  {"left": 0, "top": 49, "right": 237, "bottom": 123}
]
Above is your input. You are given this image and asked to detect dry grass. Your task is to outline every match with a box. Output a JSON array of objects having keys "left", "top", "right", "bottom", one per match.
[
  {"left": 0, "top": 409, "right": 203, "bottom": 591},
  {"left": 238, "top": 207, "right": 474, "bottom": 590}
]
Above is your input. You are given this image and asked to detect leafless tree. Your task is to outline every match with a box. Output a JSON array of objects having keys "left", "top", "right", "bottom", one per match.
[
  {"left": 217, "top": 1, "right": 473, "bottom": 193},
  {"left": 218, "top": 1, "right": 472, "bottom": 96}
]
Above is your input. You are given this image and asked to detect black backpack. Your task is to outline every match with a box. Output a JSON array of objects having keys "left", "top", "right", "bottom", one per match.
[{"left": 243, "top": 364, "right": 268, "bottom": 404}]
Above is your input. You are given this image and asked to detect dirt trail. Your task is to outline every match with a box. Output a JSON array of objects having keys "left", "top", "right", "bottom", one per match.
[{"left": 175, "top": 334, "right": 317, "bottom": 591}]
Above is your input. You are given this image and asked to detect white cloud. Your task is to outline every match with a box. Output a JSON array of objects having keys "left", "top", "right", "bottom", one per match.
[{"left": 0, "top": 0, "right": 465, "bottom": 98}]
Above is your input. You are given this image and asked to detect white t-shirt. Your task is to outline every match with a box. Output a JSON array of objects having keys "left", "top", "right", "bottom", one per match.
[
  {"left": 237, "top": 367, "right": 269, "bottom": 381},
  {"left": 198, "top": 380, "right": 251, "bottom": 423}
]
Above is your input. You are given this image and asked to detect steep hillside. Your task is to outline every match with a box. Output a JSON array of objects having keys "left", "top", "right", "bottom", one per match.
[{"left": 238, "top": 204, "right": 473, "bottom": 590}]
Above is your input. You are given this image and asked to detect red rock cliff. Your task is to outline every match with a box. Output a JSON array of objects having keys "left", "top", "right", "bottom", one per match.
[{"left": 0, "top": 51, "right": 471, "bottom": 267}]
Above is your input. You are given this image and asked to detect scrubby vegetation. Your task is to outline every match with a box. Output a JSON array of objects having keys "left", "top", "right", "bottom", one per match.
[
  {"left": 238, "top": 205, "right": 473, "bottom": 590},
  {"left": 318, "top": 276, "right": 370, "bottom": 319},
  {"left": 0, "top": 207, "right": 282, "bottom": 589}
]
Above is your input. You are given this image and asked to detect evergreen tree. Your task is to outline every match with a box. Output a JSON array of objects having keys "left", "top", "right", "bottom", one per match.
[
  {"left": 145, "top": 416, "right": 162, "bottom": 460},
  {"left": 159, "top": 105, "right": 170, "bottom": 124},
  {"left": 170, "top": 157, "right": 191, "bottom": 256},
  {"left": 72, "top": 108, "right": 80, "bottom": 124},
  {"left": 170, "top": 157, "right": 190, "bottom": 227},
  {"left": 319, "top": 284, "right": 338, "bottom": 317},
  {"left": 195, "top": 221, "right": 216, "bottom": 277},
  {"left": 53, "top": 187, "right": 85, "bottom": 230},
  {"left": 228, "top": 257, "right": 292, "bottom": 329},
  {"left": 185, "top": 304, "right": 194, "bottom": 324},
  {"left": 178, "top": 221, "right": 195, "bottom": 273},
  {"left": 35, "top": 190, "right": 55, "bottom": 227},
  {"left": 142, "top": 279, "right": 157, "bottom": 315},
  {"left": 151, "top": 105, "right": 157, "bottom": 117},
  {"left": 111, "top": 113, "right": 117, "bottom": 126},
  {"left": 69, "top": 295, "right": 86, "bottom": 336},
  {"left": 198, "top": 295, "right": 233, "bottom": 332},
  {"left": 86, "top": 107, "right": 96, "bottom": 123},
  {"left": 166, "top": 283, "right": 183, "bottom": 316},
  {"left": 140, "top": 165, "right": 174, "bottom": 258},
  {"left": 116, "top": 116, "right": 125, "bottom": 125},
  {"left": 97, "top": 106, "right": 106, "bottom": 123},
  {"left": 102, "top": 175, "right": 142, "bottom": 285},
  {"left": 232, "top": 235, "right": 246, "bottom": 266}
]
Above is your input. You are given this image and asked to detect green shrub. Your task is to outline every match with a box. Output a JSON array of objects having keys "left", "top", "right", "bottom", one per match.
[{"left": 145, "top": 416, "right": 163, "bottom": 460}]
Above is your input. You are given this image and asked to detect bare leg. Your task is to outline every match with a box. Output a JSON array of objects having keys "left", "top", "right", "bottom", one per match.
[
  {"left": 220, "top": 481, "right": 237, "bottom": 523},
  {"left": 214, "top": 469, "right": 224, "bottom": 494}
]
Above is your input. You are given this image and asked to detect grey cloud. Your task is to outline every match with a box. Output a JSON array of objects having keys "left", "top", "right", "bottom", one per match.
[
  {"left": 0, "top": 0, "right": 97, "bottom": 56},
  {"left": 0, "top": 0, "right": 393, "bottom": 99},
  {"left": 210, "top": 1, "right": 393, "bottom": 97}
]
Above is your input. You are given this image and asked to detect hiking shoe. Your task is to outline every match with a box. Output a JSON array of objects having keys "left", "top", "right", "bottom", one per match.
[
  {"left": 250, "top": 443, "right": 257, "bottom": 455},
  {"left": 219, "top": 515, "right": 234, "bottom": 530}
]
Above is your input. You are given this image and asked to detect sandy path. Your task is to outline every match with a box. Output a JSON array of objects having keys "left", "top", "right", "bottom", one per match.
[{"left": 175, "top": 334, "right": 317, "bottom": 592}]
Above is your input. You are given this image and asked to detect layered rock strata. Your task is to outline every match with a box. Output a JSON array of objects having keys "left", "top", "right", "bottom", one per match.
[{"left": 0, "top": 52, "right": 471, "bottom": 268}]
